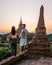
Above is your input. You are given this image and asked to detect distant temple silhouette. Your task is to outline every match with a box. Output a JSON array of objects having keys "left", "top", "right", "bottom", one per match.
[
  {"left": 16, "top": 17, "right": 23, "bottom": 35},
  {"left": 27, "top": 5, "right": 50, "bottom": 58}
]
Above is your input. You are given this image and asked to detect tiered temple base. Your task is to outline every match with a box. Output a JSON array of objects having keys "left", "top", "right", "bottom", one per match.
[{"left": 27, "top": 41, "right": 50, "bottom": 59}]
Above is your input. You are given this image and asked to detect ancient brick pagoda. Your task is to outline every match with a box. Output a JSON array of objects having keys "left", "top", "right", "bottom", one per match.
[
  {"left": 28, "top": 5, "right": 50, "bottom": 58},
  {"left": 16, "top": 17, "right": 22, "bottom": 35}
]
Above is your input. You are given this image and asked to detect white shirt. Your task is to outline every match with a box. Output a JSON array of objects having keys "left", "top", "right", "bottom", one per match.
[{"left": 19, "top": 28, "right": 28, "bottom": 39}]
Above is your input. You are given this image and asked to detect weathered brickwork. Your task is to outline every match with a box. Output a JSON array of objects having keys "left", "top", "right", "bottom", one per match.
[{"left": 27, "top": 5, "right": 50, "bottom": 58}]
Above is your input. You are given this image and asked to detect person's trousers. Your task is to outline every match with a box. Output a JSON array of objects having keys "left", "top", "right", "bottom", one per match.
[{"left": 11, "top": 44, "right": 16, "bottom": 56}]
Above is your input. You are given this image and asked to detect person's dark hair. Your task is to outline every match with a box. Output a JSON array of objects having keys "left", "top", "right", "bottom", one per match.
[
  {"left": 11, "top": 26, "right": 16, "bottom": 35},
  {"left": 22, "top": 24, "right": 26, "bottom": 28}
]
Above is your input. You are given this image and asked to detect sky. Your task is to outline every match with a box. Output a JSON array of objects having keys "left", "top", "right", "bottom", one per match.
[{"left": 0, "top": 0, "right": 52, "bottom": 33}]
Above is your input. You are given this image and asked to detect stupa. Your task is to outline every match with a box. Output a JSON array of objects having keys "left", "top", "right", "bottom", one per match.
[
  {"left": 16, "top": 17, "right": 22, "bottom": 35},
  {"left": 27, "top": 5, "right": 50, "bottom": 58}
]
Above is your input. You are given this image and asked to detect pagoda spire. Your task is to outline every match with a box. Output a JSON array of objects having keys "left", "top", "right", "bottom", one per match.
[
  {"left": 37, "top": 5, "right": 45, "bottom": 28},
  {"left": 27, "top": 5, "right": 50, "bottom": 59},
  {"left": 19, "top": 17, "right": 22, "bottom": 25},
  {"left": 16, "top": 17, "right": 23, "bottom": 34},
  {"left": 33, "top": 5, "right": 47, "bottom": 41}
]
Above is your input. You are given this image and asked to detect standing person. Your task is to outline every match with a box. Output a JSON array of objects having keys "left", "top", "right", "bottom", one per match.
[
  {"left": 9, "top": 26, "right": 17, "bottom": 56},
  {"left": 19, "top": 24, "right": 28, "bottom": 53}
]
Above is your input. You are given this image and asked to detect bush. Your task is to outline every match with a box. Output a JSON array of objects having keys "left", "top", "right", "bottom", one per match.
[
  {"left": 16, "top": 45, "right": 20, "bottom": 54},
  {"left": 0, "top": 47, "right": 11, "bottom": 61},
  {"left": 47, "top": 34, "right": 52, "bottom": 42},
  {"left": 0, "top": 45, "right": 20, "bottom": 61}
]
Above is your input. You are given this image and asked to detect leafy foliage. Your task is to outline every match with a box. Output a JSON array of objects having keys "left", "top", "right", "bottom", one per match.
[
  {"left": 0, "top": 47, "right": 11, "bottom": 61},
  {"left": 0, "top": 33, "right": 10, "bottom": 43},
  {"left": 0, "top": 45, "right": 20, "bottom": 61},
  {"left": 47, "top": 34, "right": 52, "bottom": 42}
]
